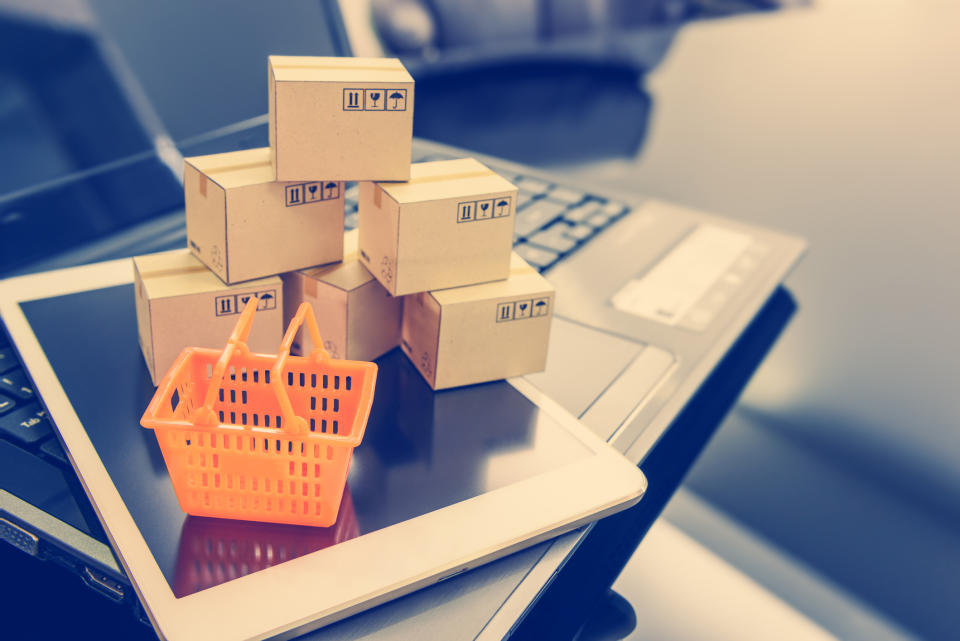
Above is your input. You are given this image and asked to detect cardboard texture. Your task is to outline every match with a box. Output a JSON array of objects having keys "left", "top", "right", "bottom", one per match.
[
  {"left": 268, "top": 56, "right": 414, "bottom": 181},
  {"left": 184, "top": 147, "right": 344, "bottom": 285},
  {"left": 400, "top": 253, "right": 554, "bottom": 390},
  {"left": 133, "top": 249, "right": 283, "bottom": 385},
  {"left": 358, "top": 158, "right": 518, "bottom": 296},
  {"left": 283, "top": 230, "right": 402, "bottom": 363}
]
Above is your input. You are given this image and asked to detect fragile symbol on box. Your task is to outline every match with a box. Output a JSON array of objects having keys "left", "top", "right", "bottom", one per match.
[
  {"left": 342, "top": 88, "right": 407, "bottom": 111},
  {"left": 496, "top": 297, "right": 549, "bottom": 323},
  {"left": 215, "top": 290, "right": 277, "bottom": 316},
  {"left": 286, "top": 182, "right": 341, "bottom": 207},
  {"left": 457, "top": 196, "right": 511, "bottom": 223},
  {"left": 514, "top": 300, "right": 532, "bottom": 320}
]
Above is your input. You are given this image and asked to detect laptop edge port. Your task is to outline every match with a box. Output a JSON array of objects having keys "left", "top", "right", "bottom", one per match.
[
  {"left": 82, "top": 565, "right": 126, "bottom": 602},
  {"left": 0, "top": 516, "right": 39, "bottom": 556}
]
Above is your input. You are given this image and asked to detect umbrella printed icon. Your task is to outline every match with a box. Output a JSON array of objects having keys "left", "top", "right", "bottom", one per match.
[
  {"left": 496, "top": 199, "right": 510, "bottom": 216},
  {"left": 389, "top": 91, "right": 404, "bottom": 110},
  {"left": 257, "top": 292, "right": 275, "bottom": 310},
  {"left": 323, "top": 182, "right": 339, "bottom": 199}
]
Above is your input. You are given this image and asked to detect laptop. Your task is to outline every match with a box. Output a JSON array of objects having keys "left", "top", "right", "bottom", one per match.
[{"left": 0, "top": 2, "right": 805, "bottom": 639}]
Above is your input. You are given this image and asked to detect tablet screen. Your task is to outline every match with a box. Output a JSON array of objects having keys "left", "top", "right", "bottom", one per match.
[{"left": 21, "top": 284, "right": 590, "bottom": 598}]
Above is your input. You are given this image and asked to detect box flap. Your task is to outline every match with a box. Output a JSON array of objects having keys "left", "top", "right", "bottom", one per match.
[
  {"left": 269, "top": 55, "right": 413, "bottom": 84},
  {"left": 134, "top": 249, "right": 281, "bottom": 299},
  {"left": 378, "top": 158, "right": 517, "bottom": 204},
  {"left": 299, "top": 230, "right": 376, "bottom": 292},
  {"left": 184, "top": 147, "right": 275, "bottom": 189},
  {"left": 430, "top": 254, "right": 553, "bottom": 305}
]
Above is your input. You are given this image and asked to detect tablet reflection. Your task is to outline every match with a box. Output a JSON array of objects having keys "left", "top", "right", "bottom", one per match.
[{"left": 172, "top": 488, "right": 358, "bottom": 598}]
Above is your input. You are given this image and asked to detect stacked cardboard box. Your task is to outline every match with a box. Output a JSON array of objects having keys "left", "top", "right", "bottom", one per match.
[{"left": 135, "top": 55, "right": 553, "bottom": 392}]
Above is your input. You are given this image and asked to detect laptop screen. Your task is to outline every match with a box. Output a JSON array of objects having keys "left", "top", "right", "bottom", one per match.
[
  {"left": 0, "top": 0, "right": 348, "bottom": 276},
  {"left": 20, "top": 284, "right": 590, "bottom": 598}
]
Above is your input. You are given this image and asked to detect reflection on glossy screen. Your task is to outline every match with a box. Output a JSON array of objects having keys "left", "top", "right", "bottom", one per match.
[{"left": 22, "top": 285, "right": 589, "bottom": 598}]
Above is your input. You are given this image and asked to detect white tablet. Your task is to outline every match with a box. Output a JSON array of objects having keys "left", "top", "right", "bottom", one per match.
[{"left": 0, "top": 258, "right": 646, "bottom": 641}]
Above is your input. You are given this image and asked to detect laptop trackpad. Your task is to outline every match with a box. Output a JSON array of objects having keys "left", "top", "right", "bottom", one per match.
[{"left": 525, "top": 318, "right": 675, "bottom": 442}]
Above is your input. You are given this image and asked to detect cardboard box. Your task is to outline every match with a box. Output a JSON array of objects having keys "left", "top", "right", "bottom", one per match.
[
  {"left": 400, "top": 253, "right": 554, "bottom": 389},
  {"left": 358, "top": 158, "right": 518, "bottom": 296},
  {"left": 184, "top": 147, "right": 344, "bottom": 285},
  {"left": 133, "top": 249, "right": 284, "bottom": 385},
  {"left": 268, "top": 56, "right": 414, "bottom": 181},
  {"left": 283, "top": 230, "right": 402, "bottom": 363}
]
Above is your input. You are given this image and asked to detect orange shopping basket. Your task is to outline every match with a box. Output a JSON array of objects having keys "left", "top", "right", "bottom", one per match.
[{"left": 141, "top": 297, "right": 377, "bottom": 527}]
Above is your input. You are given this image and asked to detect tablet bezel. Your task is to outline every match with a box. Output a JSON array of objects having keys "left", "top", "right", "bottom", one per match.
[{"left": 0, "top": 258, "right": 646, "bottom": 641}]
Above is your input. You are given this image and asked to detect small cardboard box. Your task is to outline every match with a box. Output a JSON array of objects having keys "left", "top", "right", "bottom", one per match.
[
  {"left": 283, "top": 229, "right": 402, "bottom": 363},
  {"left": 133, "top": 249, "right": 283, "bottom": 385},
  {"left": 268, "top": 56, "right": 414, "bottom": 182},
  {"left": 184, "top": 147, "right": 344, "bottom": 285},
  {"left": 358, "top": 158, "right": 518, "bottom": 296},
  {"left": 400, "top": 253, "right": 554, "bottom": 390}
]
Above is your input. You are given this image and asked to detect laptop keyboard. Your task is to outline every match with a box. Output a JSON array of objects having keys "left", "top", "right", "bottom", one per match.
[{"left": 0, "top": 149, "right": 631, "bottom": 474}]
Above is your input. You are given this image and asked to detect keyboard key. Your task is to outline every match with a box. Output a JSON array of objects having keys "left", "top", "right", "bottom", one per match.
[
  {"left": 40, "top": 437, "right": 70, "bottom": 466},
  {"left": 586, "top": 212, "right": 612, "bottom": 228},
  {"left": 0, "top": 348, "right": 16, "bottom": 374},
  {"left": 601, "top": 201, "right": 629, "bottom": 217},
  {"left": 528, "top": 224, "right": 578, "bottom": 254},
  {"left": 0, "top": 394, "right": 15, "bottom": 416},
  {"left": 564, "top": 224, "right": 595, "bottom": 241},
  {"left": 513, "top": 175, "right": 551, "bottom": 194},
  {"left": 515, "top": 244, "right": 559, "bottom": 270},
  {"left": 0, "top": 370, "right": 34, "bottom": 402},
  {"left": 564, "top": 201, "right": 603, "bottom": 224},
  {"left": 0, "top": 403, "right": 52, "bottom": 446},
  {"left": 514, "top": 201, "right": 567, "bottom": 238},
  {"left": 547, "top": 186, "right": 585, "bottom": 206}
]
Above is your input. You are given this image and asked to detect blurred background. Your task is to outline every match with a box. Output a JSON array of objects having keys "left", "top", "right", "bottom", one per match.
[{"left": 1, "top": 1, "right": 957, "bottom": 640}]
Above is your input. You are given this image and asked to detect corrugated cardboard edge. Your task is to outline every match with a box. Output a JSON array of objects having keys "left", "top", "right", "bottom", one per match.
[
  {"left": 269, "top": 63, "right": 278, "bottom": 180},
  {"left": 132, "top": 259, "right": 155, "bottom": 381}
]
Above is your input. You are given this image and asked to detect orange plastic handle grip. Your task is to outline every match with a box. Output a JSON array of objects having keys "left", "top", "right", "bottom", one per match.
[{"left": 271, "top": 303, "right": 330, "bottom": 435}]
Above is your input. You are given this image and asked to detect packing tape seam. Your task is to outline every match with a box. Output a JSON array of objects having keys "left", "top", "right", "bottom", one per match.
[
  {"left": 271, "top": 63, "right": 406, "bottom": 73},
  {"left": 389, "top": 169, "right": 497, "bottom": 187},
  {"left": 138, "top": 265, "right": 212, "bottom": 279}
]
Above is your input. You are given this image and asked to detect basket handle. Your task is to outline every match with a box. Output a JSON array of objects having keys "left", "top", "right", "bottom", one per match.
[
  {"left": 270, "top": 302, "right": 331, "bottom": 435},
  {"left": 193, "top": 296, "right": 260, "bottom": 427}
]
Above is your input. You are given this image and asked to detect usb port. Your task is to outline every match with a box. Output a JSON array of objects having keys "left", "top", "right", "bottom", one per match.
[{"left": 82, "top": 566, "right": 125, "bottom": 603}]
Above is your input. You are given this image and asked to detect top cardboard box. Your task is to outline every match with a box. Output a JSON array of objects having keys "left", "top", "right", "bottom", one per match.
[{"left": 268, "top": 56, "right": 414, "bottom": 182}]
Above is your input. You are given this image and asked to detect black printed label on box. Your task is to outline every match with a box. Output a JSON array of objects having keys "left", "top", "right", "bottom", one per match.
[
  {"left": 343, "top": 88, "right": 407, "bottom": 111},
  {"left": 286, "top": 182, "right": 341, "bottom": 207},
  {"left": 215, "top": 289, "right": 277, "bottom": 316},
  {"left": 457, "top": 196, "right": 512, "bottom": 223},
  {"left": 496, "top": 296, "right": 550, "bottom": 322}
]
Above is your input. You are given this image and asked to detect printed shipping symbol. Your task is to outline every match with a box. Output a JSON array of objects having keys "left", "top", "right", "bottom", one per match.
[
  {"left": 346, "top": 91, "right": 361, "bottom": 109},
  {"left": 369, "top": 91, "right": 381, "bottom": 108},
  {"left": 496, "top": 199, "right": 510, "bottom": 217},
  {"left": 324, "top": 182, "right": 339, "bottom": 199},
  {"left": 390, "top": 91, "right": 403, "bottom": 109}
]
